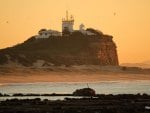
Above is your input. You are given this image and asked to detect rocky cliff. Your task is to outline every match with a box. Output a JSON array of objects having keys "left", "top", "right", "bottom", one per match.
[{"left": 0, "top": 29, "right": 119, "bottom": 67}]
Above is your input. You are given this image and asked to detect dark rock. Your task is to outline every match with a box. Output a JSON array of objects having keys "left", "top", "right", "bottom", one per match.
[{"left": 73, "top": 88, "right": 96, "bottom": 96}]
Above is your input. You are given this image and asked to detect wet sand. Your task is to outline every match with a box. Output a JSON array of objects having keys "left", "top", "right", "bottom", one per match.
[{"left": 0, "top": 67, "right": 150, "bottom": 83}]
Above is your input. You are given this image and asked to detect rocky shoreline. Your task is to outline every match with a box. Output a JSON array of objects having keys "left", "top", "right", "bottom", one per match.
[{"left": 0, "top": 94, "right": 150, "bottom": 113}]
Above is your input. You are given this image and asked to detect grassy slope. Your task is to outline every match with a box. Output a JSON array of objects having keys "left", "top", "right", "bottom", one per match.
[{"left": 0, "top": 33, "right": 105, "bottom": 66}]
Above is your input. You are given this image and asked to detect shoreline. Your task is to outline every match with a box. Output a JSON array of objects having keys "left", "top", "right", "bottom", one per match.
[
  {"left": 0, "top": 73, "right": 150, "bottom": 83},
  {"left": 0, "top": 66, "right": 150, "bottom": 83},
  {"left": 0, "top": 72, "right": 150, "bottom": 83},
  {"left": 1, "top": 79, "right": 150, "bottom": 85},
  {"left": 0, "top": 92, "right": 150, "bottom": 97}
]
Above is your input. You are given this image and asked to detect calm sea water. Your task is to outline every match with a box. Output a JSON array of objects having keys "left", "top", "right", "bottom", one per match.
[
  {"left": 0, "top": 80, "right": 150, "bottom": 94},
  {"left": 0, "top": 80, "right": 150, "bottom": 100}
]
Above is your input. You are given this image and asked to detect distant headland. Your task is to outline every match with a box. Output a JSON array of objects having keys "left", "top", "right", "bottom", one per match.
[{"left": 0, "top": 11, "right": 119, "bottom": 67}]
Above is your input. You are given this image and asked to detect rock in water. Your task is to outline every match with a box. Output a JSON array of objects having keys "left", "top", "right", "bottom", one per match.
[{"left": 73, "top": 88, "right": 96, "bottom": 96}]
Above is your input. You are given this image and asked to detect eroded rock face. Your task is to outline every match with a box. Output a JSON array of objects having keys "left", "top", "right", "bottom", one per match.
[
  {"left": 97, "top": 37, "right": 119, "bottom": 65},
  {"left": 0, "top": 33, "right": 119, "bottom": 66}
]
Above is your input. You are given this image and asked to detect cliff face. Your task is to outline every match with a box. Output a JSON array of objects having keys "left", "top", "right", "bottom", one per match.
[
  {"left": 97, "top": 37, "right": 119, "bottom": 65},
  {"left": 0, "top": 31, "right": 119, "bottom": 67}
]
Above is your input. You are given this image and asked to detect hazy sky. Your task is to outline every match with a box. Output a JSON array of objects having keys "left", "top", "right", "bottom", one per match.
[{"left": 0, "top": 0, "right": 150, "bottom": 63}]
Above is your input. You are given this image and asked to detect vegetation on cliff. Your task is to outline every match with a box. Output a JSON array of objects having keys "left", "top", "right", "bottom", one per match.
[{"left": 0, "top": 29, "right": 119, "bottom": 67}]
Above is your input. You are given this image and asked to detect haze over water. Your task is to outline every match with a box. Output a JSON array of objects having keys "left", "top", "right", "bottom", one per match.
[{"left": 1, "top": 80, "right": 150, "bottom": 95}]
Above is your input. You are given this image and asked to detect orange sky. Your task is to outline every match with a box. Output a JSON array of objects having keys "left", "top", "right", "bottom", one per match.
[{"left": 0, "top": 0, "right": 150, "bottom": 63}]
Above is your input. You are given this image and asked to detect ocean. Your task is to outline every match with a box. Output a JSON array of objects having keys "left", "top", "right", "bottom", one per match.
[{"left": 0, "top": 80, "right": 150, "bottom": 100}]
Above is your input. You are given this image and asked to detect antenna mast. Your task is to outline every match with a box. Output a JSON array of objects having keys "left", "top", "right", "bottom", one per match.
[
  {"left": 66, "top": 10, "right": 68, "bottom": 21},
  {"left": 87, "top": 83, "right": 89, "bottom": 88}
]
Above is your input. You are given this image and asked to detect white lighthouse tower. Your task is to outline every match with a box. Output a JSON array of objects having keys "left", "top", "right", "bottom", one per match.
[{"left": 62, "top": 11, "right": 74, "bottom": 34}]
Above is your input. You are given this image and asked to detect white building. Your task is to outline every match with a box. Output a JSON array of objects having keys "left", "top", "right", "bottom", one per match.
[
  {"left": 79, "top": 24, "right": 96, "bottom": 36},
  {"left": 36, "top": 29, "right": 61, "bottom": 39},
  {"left": 35, "top": 11, "right": 96, "bottom": 39},
  {"left": 62, "top": 11, "right": 74, "bottom": 33}
]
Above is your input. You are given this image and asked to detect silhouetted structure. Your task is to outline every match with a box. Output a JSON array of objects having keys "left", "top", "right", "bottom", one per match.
[{"left": 73, "top": 88, "right": 96, "bottom": 96}]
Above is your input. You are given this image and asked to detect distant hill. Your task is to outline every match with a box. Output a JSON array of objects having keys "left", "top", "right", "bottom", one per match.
[
  {"left": 121, "top": 61, "right": 150, "bottom": 69},
  {"left": 0, "top": 29, "right": 119, "bottom": 67}
]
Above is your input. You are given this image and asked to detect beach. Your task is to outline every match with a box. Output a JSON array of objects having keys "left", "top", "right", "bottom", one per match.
[{"left": 0, "top": 66, "right": 150, "bottom": 83}]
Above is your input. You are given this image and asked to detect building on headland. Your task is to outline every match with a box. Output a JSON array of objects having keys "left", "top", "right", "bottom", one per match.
[
  {"left": 0, "top": 11, "right": 119, "bottom": 67},
  {"left": 35, "top": 29, "right": 61, "bottom": 38},
  {"left": 36, "top": 11, "right": 96, "bottom": 39},
  {"left": 62, "top": 11, "right": 74, "bottom": 35},
  {"left": 79, "top": 24, "right": 96, "bottom": 36}
]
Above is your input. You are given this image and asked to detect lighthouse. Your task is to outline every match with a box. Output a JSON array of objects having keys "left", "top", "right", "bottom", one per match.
[{"left": 62, "top": 11, "right": 74, "bottom": 35}]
